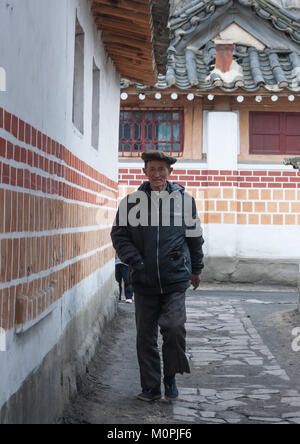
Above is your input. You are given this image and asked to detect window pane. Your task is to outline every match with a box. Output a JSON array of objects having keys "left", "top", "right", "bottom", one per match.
[
  {"left": 145, "top": 122, "right": 153, "bottom": 141},
  {"left": 119, "top": 110, "right": 183, "bottom": 156},
  {"left": 157, "top": 143, "right": 171, "bottom": 151},
  {"left": 173, "top": 123, "right": 180, "bottom": 141},
  {"left": 158, "top": 122, "right": 171, "bottom": 141},
  {"left": 119, "top": 143, "right": 131, "bottom": 152},
  {"left": 165, "top": 123, "right": 172, "bottom": 140},
  {"left": 123, "top": 123, "right": 131, "bottom": 140},
  {"left": 134, "top": 122, "right": 141, "bottom": 140}
]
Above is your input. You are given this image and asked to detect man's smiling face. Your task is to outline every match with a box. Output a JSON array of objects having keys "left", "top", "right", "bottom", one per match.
[{"left": 143, "top": 160, "right": 173, "bottom": 192}]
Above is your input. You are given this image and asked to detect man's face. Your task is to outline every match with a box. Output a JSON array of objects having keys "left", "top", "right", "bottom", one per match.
[{"left": 143, "top": 160, "right": 173, "bottom": 191}]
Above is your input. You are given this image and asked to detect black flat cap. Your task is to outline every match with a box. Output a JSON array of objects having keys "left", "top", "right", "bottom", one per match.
[{"left": 141, "top": 150, "right": 177, "bottom": 166}]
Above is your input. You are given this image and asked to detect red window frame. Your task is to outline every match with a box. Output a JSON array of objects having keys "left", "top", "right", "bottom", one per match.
[
  {"left": 119, "top": 110, "right": 184, "bottom": 156},
  {"left": 249, "top": 111, "right": 300, "bottom": 155}
]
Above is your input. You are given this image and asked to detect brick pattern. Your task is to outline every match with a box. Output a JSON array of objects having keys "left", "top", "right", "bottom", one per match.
[
  {"left": 119, "top": 168, "right": 300, "bottom": 189},
  {"left": 118, "top": 168, "right": 300, "bottom": 226},
  {"left": 0, "top": 107, "right": 117, "bottom": 331}
]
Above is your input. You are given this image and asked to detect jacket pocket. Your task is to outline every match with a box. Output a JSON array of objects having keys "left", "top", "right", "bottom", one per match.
[
  {"left": 165, "top": 251, "right": 191, "bottom": 282},
  {"left": 129, "top": 263, "right": 146, "bottom": 286}
]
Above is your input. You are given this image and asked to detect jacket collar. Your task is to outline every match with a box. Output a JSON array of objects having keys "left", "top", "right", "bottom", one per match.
[{"left": 138, "top": 181, "right": 185, "bottom": 194}]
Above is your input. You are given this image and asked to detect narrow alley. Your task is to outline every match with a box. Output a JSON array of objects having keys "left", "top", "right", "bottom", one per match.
[
  {"left": 2, "top": 0, "right": 300, "bottom": 425},
  {"left": 62, "top": 285, "right": 300, "bottom": 425}
]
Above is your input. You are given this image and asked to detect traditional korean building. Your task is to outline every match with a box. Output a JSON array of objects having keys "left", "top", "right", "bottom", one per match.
[
  {"left": 119, "top": 0, "right": 300, "bottom": 287},
  {"left": 0, "top": 0, "right": 169, "bottom": 424}
]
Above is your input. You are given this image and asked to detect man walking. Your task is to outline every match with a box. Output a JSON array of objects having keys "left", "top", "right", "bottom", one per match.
[{"left": 111, "top": 151, "right": 204, "bottom": 402}]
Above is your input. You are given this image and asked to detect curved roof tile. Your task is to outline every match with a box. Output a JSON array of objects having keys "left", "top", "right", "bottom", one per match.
[{"left": 121, "top": 0, "right": 300, "bottom": 92}]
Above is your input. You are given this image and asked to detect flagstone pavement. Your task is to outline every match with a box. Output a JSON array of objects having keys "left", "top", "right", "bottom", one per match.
[{"left": 62, "top": 285, "right": 300, "bottom": 425}]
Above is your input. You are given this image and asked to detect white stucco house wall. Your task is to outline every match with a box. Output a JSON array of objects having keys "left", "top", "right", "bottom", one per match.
[{"left": 0, "top": 0, "right": 169, "bottom": 424}]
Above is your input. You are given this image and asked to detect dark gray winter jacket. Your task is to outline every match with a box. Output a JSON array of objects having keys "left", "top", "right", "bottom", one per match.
[{"left": 111, "top": 181, "right": 204, "bottom": 295}]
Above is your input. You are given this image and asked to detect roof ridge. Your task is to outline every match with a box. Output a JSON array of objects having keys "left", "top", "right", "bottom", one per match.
[{"left": 169, "top": 0, "right": 300, "bottom": 40}]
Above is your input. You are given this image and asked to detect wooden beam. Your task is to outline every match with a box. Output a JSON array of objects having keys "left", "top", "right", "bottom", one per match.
[
  {"left": 103, "top": 39, "right": 154, "bottom": 60},
  {"left": 92, "top": 0, "right": 150, "bottom": 15},
  {"left": 107, "top": 49, "right": 152, "bottom": 61},
  {"left": 105, "top": 47, "right": 154, "bottom": 65},
  {"left": 102, "top": 33, "right": 153, "bottom": 48},
  {"left": 91, "top": 4, "right": 151, "bottom": 26},
  {"left": 95, "top": 17, "right": 152, "bottom": 38}
]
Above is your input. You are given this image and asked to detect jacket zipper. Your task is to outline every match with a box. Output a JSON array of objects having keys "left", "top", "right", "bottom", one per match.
[
  {"left": 148, "top": 189, "right": 163, "bottom": 294},
  {"left": 157, "top": 209, "right": 163, "bottom": 295}
]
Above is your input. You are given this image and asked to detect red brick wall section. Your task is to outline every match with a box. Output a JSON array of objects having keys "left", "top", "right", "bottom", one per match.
[
  {"left": 0, "top": 107, "right": 118, "bottom": 331},
  {"left": 119, "top": 169, "right": 300, "bottom": 189},
  {"left": 119, "top": 168, "right": 300, "bottom": 226}
]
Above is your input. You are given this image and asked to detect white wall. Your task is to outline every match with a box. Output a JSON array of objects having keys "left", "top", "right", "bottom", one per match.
[
  {"left": 0, "top": 0, "right": 120, "bottom": 182},
  {"left": 203, "top": 224, "right": 300, "bottom": 260},
  {"left": 0, "top": 0, "right": 120, "bottom": 411}
]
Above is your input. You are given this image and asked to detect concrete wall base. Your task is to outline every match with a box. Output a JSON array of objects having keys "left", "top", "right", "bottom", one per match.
[
  {"left": 0, "top": 275, "right": 118, "bottom": 424},
  {"left": 202, "top": 257, "right": 299, "bottom": 287}
]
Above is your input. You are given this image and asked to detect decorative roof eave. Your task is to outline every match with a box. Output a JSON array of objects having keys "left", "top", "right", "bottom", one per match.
[
  {"left": 284, "top": 156, "right": 300, "bottom": 170},
  {"left": 120, "top": 82, "right": 300, "bottom": 95},
  {"left": 169, "top": 0, "right": 300, "bottom": 45},
  {"left": 121, "top": 45, "right": 300, "bottom": 93},
  {"left": 91, "top": 0, "right": 170, "bottom": 85}
]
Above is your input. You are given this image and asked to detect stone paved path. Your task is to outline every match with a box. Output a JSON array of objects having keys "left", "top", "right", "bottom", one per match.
[
  {"left": 62, "top": 288, "right": 300, "bottom": 425},
  {"left": 174, "top": 294, "right": 300, "bottom": 424}
]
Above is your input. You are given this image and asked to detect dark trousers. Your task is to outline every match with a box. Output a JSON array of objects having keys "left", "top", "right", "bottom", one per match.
[
  {"left": 134, "top": 291, "right": 190, "bottom": 391},
  {"left": 115, "top": 264, "right": 133, "bottom": 300}
]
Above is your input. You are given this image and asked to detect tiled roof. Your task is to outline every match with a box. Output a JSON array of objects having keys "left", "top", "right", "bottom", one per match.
[
  {"left": 121, "top": 0, "right": 300, "bottom": 92},
  {"left": 155, "top": 43, "right": 300, "bottom": 92},
  {"left": 169, "top": 0, "right": 300, "bottom": 44}
]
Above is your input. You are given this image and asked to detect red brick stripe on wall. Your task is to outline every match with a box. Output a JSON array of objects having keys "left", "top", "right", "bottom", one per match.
[
  {"left": 0, "top": 142, "right": 117, "bottom": 208},
  {"left": 118, "top": 169, "right": 300, "bottom": 188},
  {"left": 118, "top": 169, "right": 300, "bottom": 227},
  {"left": 0, "top": 108, "right": 117, "bottom": 191},
  {"left": 0, "top": 245, "right": 115, "bottom": 330},
  {"left": 0, "top": 108, "right": 118, "bottom": 331}
]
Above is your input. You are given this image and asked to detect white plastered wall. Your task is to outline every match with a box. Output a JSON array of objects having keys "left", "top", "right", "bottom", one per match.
[{"left": 0, "top": 0, "right": 120, "bottom": 410}]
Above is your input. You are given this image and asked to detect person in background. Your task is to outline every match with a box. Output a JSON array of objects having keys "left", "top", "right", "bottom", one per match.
[{"left": 115, "top": 253, "right": 134, "bottom": 304}]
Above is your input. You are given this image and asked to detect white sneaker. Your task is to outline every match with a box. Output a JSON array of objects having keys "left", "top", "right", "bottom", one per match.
[{"left": 125, "top": 299, "right": 133, "bottom": 304}]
